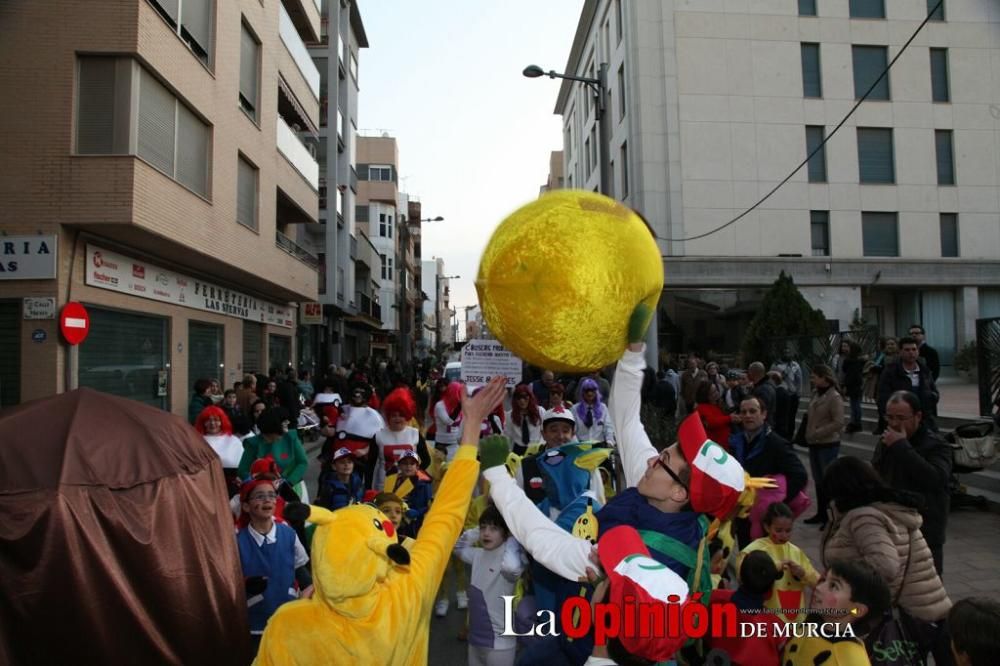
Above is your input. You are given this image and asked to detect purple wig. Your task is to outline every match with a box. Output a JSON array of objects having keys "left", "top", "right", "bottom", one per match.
[{"left": 573, "top": 378, "right": 605, "bottom": 423}]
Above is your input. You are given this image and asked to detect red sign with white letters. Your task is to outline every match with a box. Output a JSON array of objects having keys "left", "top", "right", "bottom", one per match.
[{"left": 59, "top": 302, "right": 90, "bottom": 345}]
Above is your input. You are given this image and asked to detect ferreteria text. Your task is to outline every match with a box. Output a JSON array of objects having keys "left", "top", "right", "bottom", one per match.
[{"left": 501, "top": 596, "right": 856, "bottom": 645}]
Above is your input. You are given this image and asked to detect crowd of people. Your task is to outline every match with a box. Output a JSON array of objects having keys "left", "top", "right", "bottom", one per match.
[{"left": 180, "top": 318, "right": 995, "bottom": 666}]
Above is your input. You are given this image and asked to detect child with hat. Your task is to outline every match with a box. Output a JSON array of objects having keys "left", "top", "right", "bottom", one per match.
[
  {"left": 236, "top": 477, "right": 312, "bottom": 656},
  {"left": 453, "top": 505, "right": 527, "bottom": 666},
  {"left": 316, "top": 447, "right": 365, "bottom": 511},
  {"left": 384, "top": 449, "right": 432, "bottom": 537}
]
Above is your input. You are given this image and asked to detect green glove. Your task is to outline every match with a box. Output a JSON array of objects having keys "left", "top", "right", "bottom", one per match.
[
  {"left": 628, "top": 303, "right": 653, "bottom": 344},
  {"left": 479, "top": 435, "right": 512, "bottom": 470}
]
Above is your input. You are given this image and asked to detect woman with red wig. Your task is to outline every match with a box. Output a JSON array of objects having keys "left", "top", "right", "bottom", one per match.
[
  {"left": 374, "top": 387, "right": 430, "bottom": 490},
  {"left": 504, "top": 383, "right": 545, "bottom": 456},
  {"left": 194, "top": 405, "right": 244, "bottom": 496},
  {"left": 433, "top": 381, "right": 466, "bottom": 461}
]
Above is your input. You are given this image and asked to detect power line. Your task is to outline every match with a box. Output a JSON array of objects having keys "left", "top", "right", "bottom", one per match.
[{"left": 659, "top": 1, "right": 943, "bottom": 244}]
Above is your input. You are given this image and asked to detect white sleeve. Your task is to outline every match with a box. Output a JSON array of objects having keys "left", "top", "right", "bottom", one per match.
[
  {"left": 589, "top": 469, "right": 606, "bottom": 506},
  {"left": 500, "top": 538, "right": 527, "bottom": 581},
  {"left": 484, "top": 466, "right": 593, "bottom": 581},
  {"left": 454, "top": 528, "right": 479, "bottom": 565},
  {"left": 373, "top": 438, "right": 386, "bottom": 490},
  {"left": 610, "top": 346, "right": 659, "bottom": 488},
  {"left": 293, "top": 534, "right": 309, "bottom": 569},
  {"left": 503, "top": 411, "right": 517, "bottom": 442},
  {"left": 603, "top": 410, "right": 616, "bottom": 446},
  {"left": 434, "top": 401, "right": 453, "bottom": 427}
]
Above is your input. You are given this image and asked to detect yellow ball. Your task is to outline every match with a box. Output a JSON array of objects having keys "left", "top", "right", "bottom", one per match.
[{"left": 475, "top": 190, "right": 663, "bottom": 373}]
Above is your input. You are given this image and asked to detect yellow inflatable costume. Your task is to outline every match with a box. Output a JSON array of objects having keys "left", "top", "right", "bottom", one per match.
[{"left": 254, "top": 444, "right": 480, "bottom": 665}]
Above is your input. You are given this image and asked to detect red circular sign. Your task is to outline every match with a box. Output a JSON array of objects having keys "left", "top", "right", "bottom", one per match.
[{"left": 59, "top": 302, "right": 90, "bottom": 346}]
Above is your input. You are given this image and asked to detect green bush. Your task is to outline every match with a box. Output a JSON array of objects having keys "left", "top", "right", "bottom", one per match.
[{"left": 953, "top": 340, "right": 977, "bottom": 372}]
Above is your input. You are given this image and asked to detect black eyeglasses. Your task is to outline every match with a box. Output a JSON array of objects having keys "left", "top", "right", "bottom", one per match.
[{"left": 656, "top": 449, "right": 689, "bottom": 494}]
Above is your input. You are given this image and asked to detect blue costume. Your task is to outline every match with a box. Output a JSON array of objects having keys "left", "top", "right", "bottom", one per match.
[
  {"left": 319, "top": 472, "right": 364, "bottom": 511},
  {"left": 237, "top": 522, "right": 299, "bottom": 635}
]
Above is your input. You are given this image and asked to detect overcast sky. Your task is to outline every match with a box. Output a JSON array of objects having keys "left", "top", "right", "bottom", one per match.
[{"left": 357, "top": 0, "right": 584, "bottom": 313}]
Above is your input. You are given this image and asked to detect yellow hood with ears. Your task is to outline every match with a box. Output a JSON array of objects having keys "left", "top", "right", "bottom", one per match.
[{"left": 254, "top": 444, "right": 483, "bottom": 666}]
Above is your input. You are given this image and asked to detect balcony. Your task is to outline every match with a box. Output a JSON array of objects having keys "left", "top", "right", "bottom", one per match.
[
  {"left": 279, "top": 3, "right": 320, "bottom": 100},
  {"left": 277, "top": 116, "right": 319, "bottom": 190},
  {"left": 275, "top": 230, "right": 320, "bottom": 269},
  {"left": 357, "top": 291, "right": 382, "bottom": 322}
]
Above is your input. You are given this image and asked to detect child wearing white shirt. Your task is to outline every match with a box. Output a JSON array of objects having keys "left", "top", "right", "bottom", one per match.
[{"left": 454, "top": 505, "right": 527, "bottom": 666}]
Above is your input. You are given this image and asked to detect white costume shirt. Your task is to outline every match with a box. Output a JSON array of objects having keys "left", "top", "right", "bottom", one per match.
[
  {"left": 203, "top": 433, "right": 245, "bottom": 469},
  {"left": 573, "top": 403, "right": 617, "bottom": 445},
  {"left": 503, "top": 406, "right": 546, "bottom": 450},
  {"left": 454, "top": 529, "right": 527, "bottom": 651},
  {"left": 374, "top": 426, "right": 421, "bottom": 490}
]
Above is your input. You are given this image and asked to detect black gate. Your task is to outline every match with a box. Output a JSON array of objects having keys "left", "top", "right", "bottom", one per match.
[{"left": 976, "top": 316, "right": 1000, "bottom": 418}]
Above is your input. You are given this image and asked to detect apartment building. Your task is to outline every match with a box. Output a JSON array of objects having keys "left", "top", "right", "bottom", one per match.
[
  {"left": 305, "top": 0, "right": 367, "bottom": 367},
  {"left": 557, "top": 0, "right": 1000, "bottom": 367},
  {"left": 540, "top": 150, "right": 566, "bottom": 194},
  {"left": 0, "top": 0, "right": 323, "bottom": 412}
]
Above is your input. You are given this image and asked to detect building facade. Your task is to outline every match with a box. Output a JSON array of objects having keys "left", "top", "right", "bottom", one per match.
[
  {"left": 557, "top": 0, "right": 1000, "bottom": 367},
  {"left": 421, "top": 258, "right": 455, "bottom": 355},
  {"left": 0, "top": 0, "right": 323, "bottom": 412},
  {"left": 306, "top": 0, "right": 367, "bottom": 368}
]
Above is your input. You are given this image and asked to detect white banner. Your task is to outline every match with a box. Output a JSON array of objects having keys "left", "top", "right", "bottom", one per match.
[
  {"left": 23, "top": 297, "right": 56, "bottom": 320},
  {"left": 460, "top": 339, "right": 522, "bottom": 388},
  {"left": 0, "top": 235, "right": 57, "bottom": 280},
  {"left": 84, "top": 245, "right": 294, "bottom": 328}
]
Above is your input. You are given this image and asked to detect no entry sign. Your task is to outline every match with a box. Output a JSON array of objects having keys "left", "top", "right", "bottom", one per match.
[{"left": 59, "top": 302, "right": 90, "bottom": 345}]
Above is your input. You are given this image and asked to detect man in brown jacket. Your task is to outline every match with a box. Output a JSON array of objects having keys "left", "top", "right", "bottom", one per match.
[
  {"left": 236, "top": 373, "right": 258, "bottom": 416},
  {"left": 872, "top": 390, "right": 952, "bottom": 575}
]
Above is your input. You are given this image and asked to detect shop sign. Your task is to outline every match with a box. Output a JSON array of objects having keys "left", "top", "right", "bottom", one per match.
[
  {"left": 301, "top": 302, "right": 322, "bottom": 325},
  {"left": 85, "top": 245, "right": 294, "bottom": 328},
  {"left": 0, "top": 235, "right": 57, "bottom": 280},
  {"left": 23, "top": 297, "right": 56, "bottom": 319}
]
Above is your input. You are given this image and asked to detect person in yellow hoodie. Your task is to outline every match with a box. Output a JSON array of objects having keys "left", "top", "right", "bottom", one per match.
[{"left": 253, "top": 377, "right": 508, "bottom": 666}]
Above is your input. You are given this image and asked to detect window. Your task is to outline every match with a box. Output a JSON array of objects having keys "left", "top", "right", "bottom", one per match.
[
  {"left": 621, "top": 141, "right": 629, "bottom": 197},
  {"left": 935, "top": 130, "right": 954, "bottom": 185},
  {"left": 617, "top": 64, "right": 626, "bottom": 120},
  {"left": 239, "top": 22, "right": 260, "bottom": 121},
  {"left": 236, "top": 155, "right": 258, "bottom": 231},
  {"left": 810, "top": 211, "right": 830, "bottom": 256},
  {"left": 387, "top": 215, "right": 393, "bottom": 239},
  {"left": 76, "top": 57, "right": 122, "bottom": 154},
  {"left": 806, "top": 126, "right": 827, "bottom": 182},
  {"left": 862, "top": 212, "right": 899, "bottom": 256},
  {"left": 927, "top": 0, "right": 944, "bottom": 21},
  {"left": 798, "top": 0, "right": 817, "bottom": 16},
  {"left": 801, "top": 43, "right": 822, "bottom": 98},
  {"left": 146, "top": 0, "right": 213, "bottom": 67},
  {"left": 857, "top": 128, "right": 894, "bottom": 183},
  {"left": 368, "top": 165, "right": 392, "bottom": 181},
  {"left": 853, "top": 46, "right": 890, "bottom": 100},
  {"left": 379, "top": 212, "right": 387, "bottom": 237},
  {"left": 850, "top": 0, "right": 885, "bottom": 19},
  {"left": 138, "top": 68, "right": 210, "bottom": 197},
  {"left": 380, "top": 253, "right": 388, "bottom": 280},
  {"left": 615, "top": 0, "right": 623, "bottom": 43},
  {"left": 349, "top": 51, "right": 359, "bottom": 82},
  {"left": 940, "top": 213, "right": 958, "bottom": 256},
  {"left": 930, "top": 48, "right": 949, "bottom": 102}
]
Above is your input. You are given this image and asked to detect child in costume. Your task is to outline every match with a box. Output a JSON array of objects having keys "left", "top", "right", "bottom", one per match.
[
  {"left": 384, "top": 448, "right": 432, "bottom": 537},
  {"left": 948, "top": 597, "right": 1000, "bottom": 666},
  {"left": 375, "top": 387, "right": 428, "bottom": 490},
  {"left": 374, "top": 491, "right": 415, "bottom": 551},
  {"left": 740, "top": 501, "right": 820, "bottom": 623},
  {"left": 572, "top": 377, "right": 616, "bottom": 445},
  {"left": 783, "top": 559, "right": 889, "bottom": 666},
  {"left": 705, "top": 550, "right": 786, "bottom": 664},
  {"left": 453, "top": 505, "right": 527, "bottom": 666},
  {"left": 252, "top": 377, "right": 508, "bottom": 666},
  {"left": 237, "top": 478, "right": 311, "bottom": 656},
  {"left": 316, "top": 447, "right": 364, "bottom": 511}
]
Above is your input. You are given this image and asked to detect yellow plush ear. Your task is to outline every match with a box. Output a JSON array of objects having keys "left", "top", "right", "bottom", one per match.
[
  {"left": 307, "top": 505, "right": 338, "bottom": 526},
  {"left": 574, "top": 448, "right": 612, "bottom": 471}
]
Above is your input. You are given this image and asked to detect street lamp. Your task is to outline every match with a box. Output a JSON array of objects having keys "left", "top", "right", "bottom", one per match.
[
  {"left": 523, "top": 62, "right": 609, "bottom": 195},
  {"left": 435, "top": 274, "right": 459, "bottom": 354},
  {"left": 419, "top": 216, "right": 445, "bottom": 222}
]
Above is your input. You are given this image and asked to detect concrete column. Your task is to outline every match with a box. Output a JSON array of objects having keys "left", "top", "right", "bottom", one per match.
[{"left": 957, "top": 286, "right": 979, "bottom": 346}]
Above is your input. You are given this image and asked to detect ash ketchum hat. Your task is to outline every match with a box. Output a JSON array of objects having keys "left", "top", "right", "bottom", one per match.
[
  {"left": 332, "top": 447, "right": 354, "bottom": 462},
  {"left": 542, "top": 405, "right": 576, "bottom": 428}
]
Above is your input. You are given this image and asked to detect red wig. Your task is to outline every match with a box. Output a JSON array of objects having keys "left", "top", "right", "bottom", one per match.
[
  {"left": 511, "top": 383, "right": 541, "bottom": 426},
  {"left": 382, "top": 387, "right": 417, "bottom": 421},
  {"left": 442, "top": 381, "right": 465, "bottom": 414},
  {"left": 194, "top": 405, "right": 233, "bottom": 435}
]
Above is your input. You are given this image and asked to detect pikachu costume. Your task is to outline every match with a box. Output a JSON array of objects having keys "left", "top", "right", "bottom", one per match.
[{"left": 253, "top": 442, "right": 480, "bottom": 665}]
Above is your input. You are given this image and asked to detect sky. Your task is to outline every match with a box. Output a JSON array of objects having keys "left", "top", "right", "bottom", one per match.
[{"left": 356, "top": 0, "right": 584, "bottom": 312}]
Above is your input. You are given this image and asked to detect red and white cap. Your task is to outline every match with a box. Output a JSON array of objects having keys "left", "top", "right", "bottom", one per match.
[
  {"left": 676, "top": 413, "right": 746, "bottom": 518},
  {"left": 598, "top": 525, "right": 690, "bottom": 662},
  {"left": 542, "top": 405, "right": 576, "bottom": 428},
  {"left": 396, "top": 449, "right": 419, "bottom": 462},
  {"left": 332, "top": 447, "right": 354, "bottom": 462}
]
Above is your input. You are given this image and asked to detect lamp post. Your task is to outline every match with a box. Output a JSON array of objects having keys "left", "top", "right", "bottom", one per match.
[
  {"left": 398, "top": 215, "right": 445, "bottom": 363},
  {"left": 523, "top": 63, "right": 609, "bottom": 196},
  {"left": 435, "top": 273, "right": 459, "bottom": 356}
]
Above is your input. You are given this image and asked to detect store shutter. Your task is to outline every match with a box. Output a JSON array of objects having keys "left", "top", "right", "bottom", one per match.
[
  {"left": 188, "top": 321, "right": 223, "bottom": 390},
  {"left": 0, "top": 302, "right": 20, "bottom": 408},
  {"left": 268, "top": 334, "right": 292, "bottom": 373},
  {"left": 78, "top": 308, "right": 167, "bottom": 410},
  {"left": 243, "top": 321, "right": 263, "bottom": 375},
  {"left": 138, "top": 68, "right": 177, "bottom": 176}
]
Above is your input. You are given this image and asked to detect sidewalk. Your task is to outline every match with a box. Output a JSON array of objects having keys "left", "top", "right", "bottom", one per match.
[
  {"left": 790, "top": 449, "right": 1000, "bottom": 603},
  {"left": 935, "top": 376, "right": 985, "bottom": 419}
]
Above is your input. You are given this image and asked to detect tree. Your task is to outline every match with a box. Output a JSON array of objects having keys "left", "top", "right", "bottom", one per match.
[{"left": 741, "top": 271, "right": 828, "bottom": 365}]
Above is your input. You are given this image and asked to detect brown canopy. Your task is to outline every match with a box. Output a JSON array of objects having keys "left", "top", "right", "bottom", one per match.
[{"left": 0, "top": 388, "right": 250, "bottom": 665}]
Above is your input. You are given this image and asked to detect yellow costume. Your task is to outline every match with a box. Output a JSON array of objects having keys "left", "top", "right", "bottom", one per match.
[
  {"left": 783, "top": 634, "right": 871, "bottom": 665},
  {"left": 254, "top": 443, "right": 480, "bottom": 665},
  {"left": 740, "top": 537, "right": 820, "bottom": 623}
]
